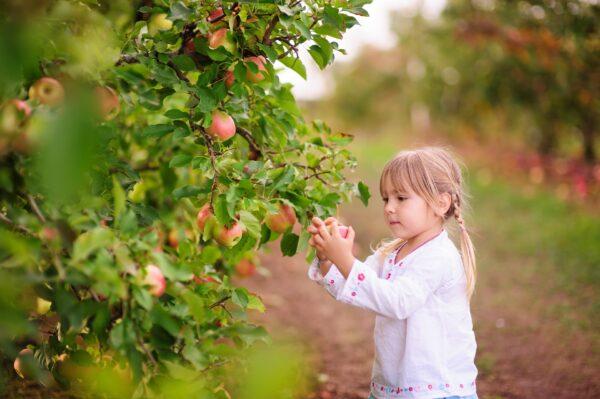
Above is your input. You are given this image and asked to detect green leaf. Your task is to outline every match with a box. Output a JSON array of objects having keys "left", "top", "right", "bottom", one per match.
[
  {"left": 72, "top": 228, "right": 114, "bottom": 262},
  {"left": 293, "top": 20, "right": 312, "bottom": 40},
  {"left": 308, "top": 45, "right": 327, "bottom": 70},
  {"left": 112, "top": 176, "right": 125, "bottom": 222},
  {"left": 232, "top": 288, "right": 249, "bottom": 309},
  {"left": 172, "top": 55, "right": 196, "bottom": 71},
  {"left": 169, "top": 154, "right": 192, "bottom": 168},
  {"left": 279, "top": 56, "right": 307, "bottom": 79},
  {"left": 150, "top": 305, "right": 181, "bottom": 337},
  {"left": 165, "top": 109, "right": 189, "bottom": 119},
  {"left": 239, "top": 210, "right": 261, "bottom": 240},
  {"left": 142, "top": 124, "right": 175, "bottom": 138},
  {"left": 152, "top": 252, "right": 194, "bottom": 281},
  {"left": 170, "top": 1, "right": 191, "bottom": 20},
  {"left": 280, "top": 232, "right": 299, "bottom": 256},
  {"left": 172, "top": 185, "right": 206, "bottom": 200},
  {"left": 193, "top": 87, "right": 218, "bottom": 113},
  {"left": 358, "top": 181, "right": 371, "bottom": 206},
  {"left": 247, "top": 294, "right": 265, "bottom": 313}
]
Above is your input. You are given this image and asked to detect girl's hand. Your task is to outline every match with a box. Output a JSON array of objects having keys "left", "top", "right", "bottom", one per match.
[
  {"left": 311, "top": 218, "right": 356, "bottom": 276},
  {"left": 307, "top": 217, "right": 337, "bottom": 261}
]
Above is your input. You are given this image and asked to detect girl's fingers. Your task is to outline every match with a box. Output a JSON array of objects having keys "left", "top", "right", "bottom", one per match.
[
  {"left": 317, "top": 224, "right": 330, "bottom": 239},
  {"left": 330, "top": 220, "right": 340, "bottom": 237},
  {"left": 313, "top": 233, "right": 325, "bottom": 247},
  {"left": 324, "top": 217, "right": 337, "bottom": 225}
]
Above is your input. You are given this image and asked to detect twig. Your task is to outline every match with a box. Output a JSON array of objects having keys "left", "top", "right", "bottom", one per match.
[
  {"left": 198, "top": 127, "right": 219, "bottom": 210},
  {"left": 236, "top": 126, "right": 261, "bottom": 156},
  {"left": 27, "top": 194, "right": 46, "bottom": 224},
  {"left": 262, "top": 14, "right": 280, "bottom": 45},
  {"left": 0, "top": 213, "right": 35, "bottom": 237},
  {"left": 208, "top": 295, "right": 231, "bottom": 309}
]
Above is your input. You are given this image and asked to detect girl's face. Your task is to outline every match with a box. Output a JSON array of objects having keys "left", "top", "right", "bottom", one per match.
[{"left": 381, "top": 182, "right": 444, "bottom": 241}]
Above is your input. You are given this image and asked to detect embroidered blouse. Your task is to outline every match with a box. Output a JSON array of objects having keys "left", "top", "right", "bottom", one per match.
[{"left": 307, "top": 229, "right": 478, "bottom": 399}]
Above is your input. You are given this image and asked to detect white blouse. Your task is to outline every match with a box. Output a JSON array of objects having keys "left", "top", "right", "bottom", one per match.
[{"left": 307, "top": 229, "right": 478, "bottom": 399}]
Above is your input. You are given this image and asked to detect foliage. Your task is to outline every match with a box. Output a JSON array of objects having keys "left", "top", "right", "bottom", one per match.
[
  {"left": 0, "top": 0, "right": 373, "bottom": 397},
  {"left": 328, "top": 0, "right": 598, "bottom": 162}
]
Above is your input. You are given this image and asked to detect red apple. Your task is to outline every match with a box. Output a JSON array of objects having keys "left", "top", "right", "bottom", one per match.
[
  {"left": 235, "top": 258, "right": 256, "bottom": 277},
  {"left": 39, "top": 226, "right": 59, "bottom": 243},
  {"left": 208, "top": 28, "right": 235, "bottom": 53},
  {"left": 213, "top": 221, "right": 244, "bottom": 247},
  {"left": 94, "top": 86, "right": 120, "bottom": 120},
  {"left": 265, "top": 203, "right": 297, "bottom": 233},
  {"left": 28, "top": 77, "right": 65, "bottom": 106},
  {"left": 224, "top": 69, "right": 235, "bottom": 88},
  {"left": 144, "top": 264, "right": 166, "bottom": 297},
  {"left": 207, "top": 110, "right": 236, "bottom": 141},
  {"left": 193, "top": 274, "right": 218, "bottom": 285},
  {"left": 196, "top": 203, "right": 214, "bottom": 231},
  {"left": 243, "top": 56, "right": 267, "bottom": 83},
  {"left": 1, "top": 99, "right": 31, "bottom": 135}
]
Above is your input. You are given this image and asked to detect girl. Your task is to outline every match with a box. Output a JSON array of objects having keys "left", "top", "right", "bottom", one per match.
[{"left": 306, "top": 146, "right": 478, "bottom": 399}]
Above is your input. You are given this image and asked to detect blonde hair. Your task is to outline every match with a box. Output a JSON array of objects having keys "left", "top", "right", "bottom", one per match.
[{"left": 371, "top": 146, "right": 477, "bottom": 301}]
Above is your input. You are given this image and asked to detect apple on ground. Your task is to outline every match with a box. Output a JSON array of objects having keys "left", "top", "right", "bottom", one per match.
[
  {"left": 206, "top": 110, "right": 236, "bottom": 141},
  {"left": 144, "top": 264, "right": 166, "bottom": 297},
  {"left": 243, "top": 56, "right": 267, "bottom": 83},
  {"left": 28, "top": 77, "right": 65, "bottom": 106},
  {"left": 265, "top": 203, "right": 297, "bottom": 233},
  {"left": 148, "top": 13, "right": 173, "bottom": 35},
  {"left": 235, "top": 258, "right": 257, "bottom": 277},
  {"left": 14, "top": 348, "right": 37, "bottom": 379},
  {"left": 212, "top": 221, "right": 244, "bottom": 247},
  {"left": 36, "top": 297, "right": 52, "bottom": 315},
  {"left": 208, "top": 28, "right": 235, "bottom": 53}
]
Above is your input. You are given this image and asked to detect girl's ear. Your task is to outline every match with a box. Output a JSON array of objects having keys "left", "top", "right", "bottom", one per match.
[{"left": 436, "top": 192, "right": 452, "bottom": 217}]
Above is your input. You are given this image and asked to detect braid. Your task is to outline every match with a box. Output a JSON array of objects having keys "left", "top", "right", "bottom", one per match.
[{"left": 452, "top": 192, "right": 467, "bottom": 232}]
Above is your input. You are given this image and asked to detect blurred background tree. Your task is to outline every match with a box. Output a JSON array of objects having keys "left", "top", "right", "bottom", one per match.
[{"left": 327, "top": 0, "right": 598, "bottom": 163}]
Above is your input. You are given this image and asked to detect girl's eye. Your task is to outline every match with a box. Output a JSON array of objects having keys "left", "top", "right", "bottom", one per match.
[{"left": 397, "top": 196, "right": 406, "bottom": 201}]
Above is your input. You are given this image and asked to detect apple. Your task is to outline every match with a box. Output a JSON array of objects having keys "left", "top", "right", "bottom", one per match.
[
  {"left": 128, "top": 181, "right": 146, "bottom": 203},
  {"left": 207, "top": 7, "right": 225, "bottom": 23},
  {"left": 265, "top": 203, "right": 297, "bottom": 233},
  {"left": 196, "top": 203, "right": 214, "bottom": 231},
  {"left": 224, "top": 69, "right": 235, "bottom": 88},
  {"left": 94, "top": 86, "right": 120, "bottom": 120},
  {"left": 148, "top": 13, "right": 173, "bottom": 35},
  {"left": 39, "top": 226, "right": 59, "bottom": 242},
  {"left": 144, "top": 264, "right": 166, "bottom": 297},
  {"left": 213, "top": 221, "right": 243, "bottom": 247},
  {"left": 193, "top": 274, "right": 218, "bottom": 285},
  {"left": 36, "top": 297, "right": 52, "bottom": 315},
  {"left": 208, "top": 28, "right": 235, "bottom": 53},
  {"left": 1, "top": 99, "right": 31, "bottom": 135},
  {"left": 167, "top": 229, "right": 180, "bottom": 248},
  {"left": 14, "top": 348, "right": 36, "bottom": 379},
  {"left": 28, "top": 77, "right": 65, "bottom": 106},
  {"left": 243, "top": 56, "right": 267, "bottom": 83},
  {"left": 235, "top": 258, "right": 256, "bottom": 277},
  {"left": 207, "top": 110, "right": 236, "bottom": 141}
]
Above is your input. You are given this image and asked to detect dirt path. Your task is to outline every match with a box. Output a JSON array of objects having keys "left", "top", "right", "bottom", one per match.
[{"left": 240, "top": 237, "right": 600, "bottom": 399}]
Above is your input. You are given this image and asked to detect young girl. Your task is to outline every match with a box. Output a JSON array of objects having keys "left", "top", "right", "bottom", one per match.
[{"left": 306, "top": 146, "right": 478, "bottom": 399}]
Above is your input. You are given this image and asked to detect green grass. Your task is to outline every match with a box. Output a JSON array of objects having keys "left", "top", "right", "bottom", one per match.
[{"left": 469, "top": 171, "right": 600, "bottom": 331}]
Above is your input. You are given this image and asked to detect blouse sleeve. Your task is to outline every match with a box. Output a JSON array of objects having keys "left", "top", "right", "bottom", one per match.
[
  {"left": 336, "top": 254, "right": 449, "bottom": 320},
  {"left": 307, "top": 251, "right": 384, "bottom": 300},
  {"left": 307, "top": 257, "right": 347, "bottom": 299}
]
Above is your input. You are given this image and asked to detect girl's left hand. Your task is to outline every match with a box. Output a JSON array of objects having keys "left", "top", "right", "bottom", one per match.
[{"left": 312, "top": 217, "right": 356, "bottom": 271}]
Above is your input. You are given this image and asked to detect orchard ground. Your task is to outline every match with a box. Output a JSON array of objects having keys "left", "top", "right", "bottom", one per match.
[{"left": 4, "top": 135, "right": 598, "bottom": 398}]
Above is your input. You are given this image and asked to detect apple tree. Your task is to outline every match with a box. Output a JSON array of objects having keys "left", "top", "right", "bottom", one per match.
[{"left": 0, "top": 0, "right": 372, "bottom": 397}]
